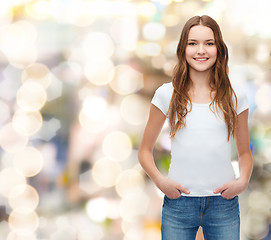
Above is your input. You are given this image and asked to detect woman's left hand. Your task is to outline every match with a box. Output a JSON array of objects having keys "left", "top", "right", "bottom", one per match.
[{"left": 213, "top": 178, "right": 248, "bottom": 199}]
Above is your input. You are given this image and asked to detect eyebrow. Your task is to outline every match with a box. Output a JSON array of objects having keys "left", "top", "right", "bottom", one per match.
[{"left": 187, "top": 39, "right": 215, "bottom": 42}]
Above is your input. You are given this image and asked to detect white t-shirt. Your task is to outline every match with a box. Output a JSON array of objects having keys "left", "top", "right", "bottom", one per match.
[{"left": 151, "top": 82, "right": 249, "bottom": 196}]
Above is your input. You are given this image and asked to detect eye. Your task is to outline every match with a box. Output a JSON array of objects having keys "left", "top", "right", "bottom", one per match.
[
  {"left": 187, "top": 42, "right": 196, "bottom": 45},
  {"left": 207, "top": 42, "right": 215, "bottom": 46}
]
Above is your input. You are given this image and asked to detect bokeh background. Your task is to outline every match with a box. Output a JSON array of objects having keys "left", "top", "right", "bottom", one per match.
[{"left": 0, "top": 0, "right": 270, "bottom": 239}]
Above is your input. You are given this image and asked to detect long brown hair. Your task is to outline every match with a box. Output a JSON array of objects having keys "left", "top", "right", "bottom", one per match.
[{"left": 168, "top": 15, "right": 237, "bottom": 141}]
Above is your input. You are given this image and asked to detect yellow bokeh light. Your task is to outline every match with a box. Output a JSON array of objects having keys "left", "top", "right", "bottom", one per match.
[
  {"left": 8, "top": 184, "right": 39, "bottom": 211},
  {"left": 22, "top": 63, "right": 51, "bottom": 89},
  {"left": 16, "top": 82, "right": 47, "bottom": 111},
  {"left": 109, "top": 64, "right": 144, "bottom": 95},
  {"left": 115, "top": 169, "right": 144, "bottom": 198},
  {"left": 120, "top": 94, "right": 149, "bottom": 125},
  {"left": 137, "top": 2, "right": 157, "bottom": 18},
  {"left": 92, "top": 158, "right": 121, "bottom": 188},
  {"left": 0, "top": 168, "right": 26, "bottom": 198},
  {"left": 82, "top": 32, "right": 114, "bottom": 59},
  {"left": 84, "top": 57, "right": 115, "bottom": 86},
  {"left": 8, "top": 208, "right": 39, "bottom": 235},
  {"left": 25, "top": 0, "right": 51, "bottom": 20},
  {"left": 102, "top": 131, "right": 132, "bottom": 162},
  {"left": 0, "top": 123, "right": 28, "bottom": 152},
  {"left": 12, "top": 146, "right": 44, "bottom": 177},
  {"left": 12, "top": 110, "right": 43, "bottom": 137}
]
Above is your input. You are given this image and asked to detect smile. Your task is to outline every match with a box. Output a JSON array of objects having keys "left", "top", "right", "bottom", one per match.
[{"left": 193, "top": 58, "right": 209, "bottom": 62}]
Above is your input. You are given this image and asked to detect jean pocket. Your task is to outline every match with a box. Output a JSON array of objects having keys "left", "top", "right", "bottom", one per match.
[
  {"left": 165, "top": 194, "right": 182, "bottom": 200},
  {"left": 220, "top": 195, "right": 238, "bottom": 201}
]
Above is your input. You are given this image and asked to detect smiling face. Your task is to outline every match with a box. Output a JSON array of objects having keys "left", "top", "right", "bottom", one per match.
[{"left": 185, "top": 25, "right": 217, "bottom": 75}]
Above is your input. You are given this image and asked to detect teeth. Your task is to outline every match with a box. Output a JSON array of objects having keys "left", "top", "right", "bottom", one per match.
[{"left": 195, "top": 58, "right": 208, "bottom": 61}]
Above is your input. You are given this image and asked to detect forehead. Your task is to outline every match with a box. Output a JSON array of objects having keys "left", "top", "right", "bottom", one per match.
[{"left": 188, "top": 25, "right": 214, "bottom": 40}]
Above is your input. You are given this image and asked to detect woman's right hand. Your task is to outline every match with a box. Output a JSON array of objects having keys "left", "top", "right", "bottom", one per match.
[{"left": 156, "top": 175, "right": 190, "bottom": 199}]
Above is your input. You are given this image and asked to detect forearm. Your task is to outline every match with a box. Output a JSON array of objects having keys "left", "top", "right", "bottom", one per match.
[
  {"left": 138, "top": 148, "right": 164, "bottom": 186},
  {"left": 238, "top": 151, "right": 253, "bottom": 185}
]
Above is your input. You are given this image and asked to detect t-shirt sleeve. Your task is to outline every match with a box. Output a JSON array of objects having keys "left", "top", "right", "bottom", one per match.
[
  {"left": 235, "top": 88, "right": 249, "bottom": 115},
  {"left": 151, "top": 83, "right": 172, "bottom": 116}
]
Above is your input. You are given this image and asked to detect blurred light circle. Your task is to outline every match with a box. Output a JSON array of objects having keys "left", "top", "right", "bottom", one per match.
[
  {"left": 163, "top": 13, "right": 180, "bottom": 27},
  {"left": 102, "top": 131, "right": 132, "bottom": 162},
  {"left": 7, "top": 231, "right": 37, "bottom": 240},
  {"left": 12, "top": 110, "right": 43, "bottom": 136},
  {"left": 79, "top": 96, "right": 109, "bottom": 133},
  {"left": 120, "top": 94, "right": 149, "bottom": 125},
  {"left": 82, "top": 32, "right": 114, "bottom": 58},
  {"left": 84, "top": 57, "right": 115, "bottom": 85},
  {"left": 0, "top": 168, "right": 26, "bottom": 197},
  {"left": 0, "top": 99, "right": 10, "bottom": 124},
  {"left": 25, "top": 0, "right": 51, "bottom": 20},
  {"left": 115, "top": 169, "right": 144, "bottom": 198},
  {"left": 8, "top": 184, "right": 39, "bottom": 211},
  {"left": 244, "top": 209, "right": 269, "bottom": 239},
  {"left": 142, "top": 22, "right": 166, "bottom": 41},
  {"left": 0, "top": 20, "right": 37, "bottom": 53},
  {"left": 79, "top": 110, "right": 109, "bottom": 134},
  {"left": 255, "top": 84, "right": 271, "bottom": 113},
  {"left": 248, "top": 191, "right": 270, "bottom": 211},
  {"left": 92, "top": 158, "right": 121, "bottom": 188},
  {"left": 137, "top": 2, "right": 156, "bottom": 18},
  {"left": 120, "top": 193, "right": 149, "bottom": 221},
  {"left": 8, "top": 208, "right": 39, "bottom": 235},
  {"left": 66, "top": 0, "right": 95, "bottom": 27},
  {"left": 16, "top": 82, "right": 47, "bottom": 111},
  {"left": 0, "top": 5, "right": 13, "bottom": 26},
  {"left": 86, "top": 198, "right": 108, "bottom": 223},
  {"left": 7, "top": 44, "right": 38, "bottom": 69},
  {"left": 0, "top": 123, "right": 28, "bottom": 152},
  {"left": 21, "top": 63, "right": 51, "bottom": 89},
  {"left": 15, "top": 21, "right": 38, "bottom": 44},
  {"left": 143, "top": 42, "right": 161, "bottom": 56},
  {"left": 82, "top": 96, "right": 107, "bottom": 120},
  {"left": 12, "top": 146, "right": 44, "bottom": 177},
  {"left": 109, "top": 64, "right": 144, "bottom": 95}
]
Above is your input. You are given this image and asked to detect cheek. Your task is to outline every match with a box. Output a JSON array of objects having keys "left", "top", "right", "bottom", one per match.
[
  {"left": 212, "top": 48, "right": 217, "bottom": 58},
  {"left": 185, "top": 47, "right": 193, "bottom": 58}
]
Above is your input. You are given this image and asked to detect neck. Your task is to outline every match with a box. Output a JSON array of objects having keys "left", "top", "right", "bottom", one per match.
[{"left": 188, "top": 69, "right": 211, "bottom": 92}]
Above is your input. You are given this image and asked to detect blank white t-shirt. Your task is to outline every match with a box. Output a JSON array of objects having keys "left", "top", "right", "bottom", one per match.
[{"left": 151, "top": 82, "right": 249, "bottom": 196}]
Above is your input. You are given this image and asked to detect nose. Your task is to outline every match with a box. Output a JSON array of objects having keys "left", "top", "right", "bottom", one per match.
[{"left": 197, "top": 44, "right": 206, "bottom": 54}]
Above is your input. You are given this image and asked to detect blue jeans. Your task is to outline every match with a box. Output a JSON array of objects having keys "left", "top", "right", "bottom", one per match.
[{"left": 161, "top": 195, "right": 240, "bottom": 240}]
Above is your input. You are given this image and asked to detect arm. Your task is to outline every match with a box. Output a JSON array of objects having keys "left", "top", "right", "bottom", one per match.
[
  {"left": 138, "top": 104, "right": 190, "bottom": 198},
  {"left": 214, "top": 109, "right": 253, "bottom": 198}
]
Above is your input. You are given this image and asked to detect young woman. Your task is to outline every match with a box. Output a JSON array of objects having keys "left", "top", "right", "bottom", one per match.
[{"left": 138, "top": 15, "right": 253, "bottom": 240}]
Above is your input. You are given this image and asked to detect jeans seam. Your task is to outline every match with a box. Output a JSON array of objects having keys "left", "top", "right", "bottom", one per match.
[{"left": 201, "top": 197, "right": 210, "bottom": 217}]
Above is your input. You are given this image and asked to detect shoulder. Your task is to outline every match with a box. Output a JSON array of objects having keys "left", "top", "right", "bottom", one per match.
[
  {"left": 154, "top": 82, "right": 173, "bottom": 96},
  {"left": 232, "top": 85, "right": 247, "bottom": 101},
  {"left": 232, "top": 85, "right": 249, "bottom": 114}
]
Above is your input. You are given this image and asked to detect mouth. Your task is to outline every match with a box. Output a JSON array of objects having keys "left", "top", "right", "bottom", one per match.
[{"left": 193, "top": 58, "right": 209, "bottom": 62}]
